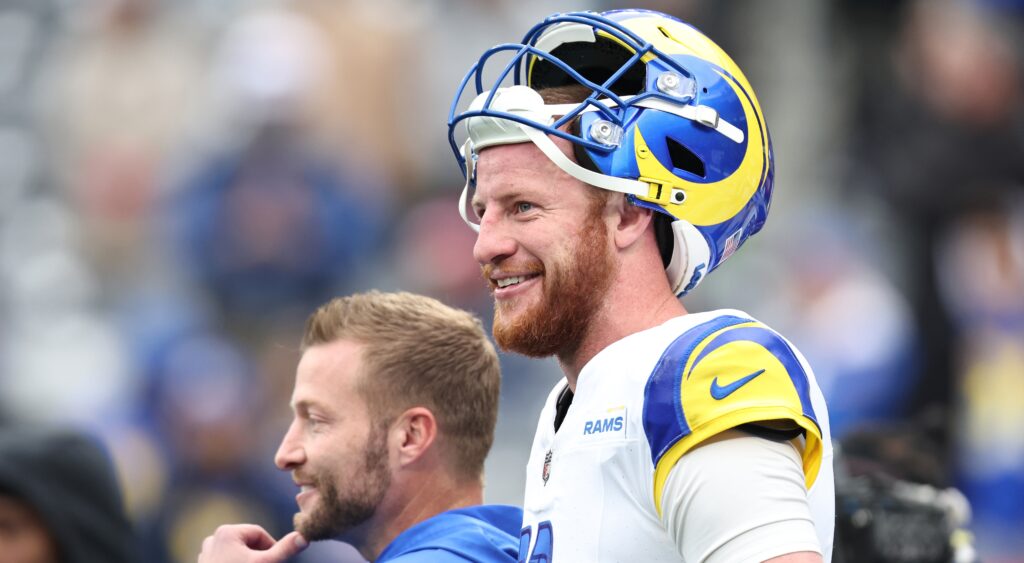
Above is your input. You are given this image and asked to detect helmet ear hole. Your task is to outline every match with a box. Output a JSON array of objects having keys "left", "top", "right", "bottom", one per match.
[
  {"left": 653, "top": 213, "right": 675, "bottom": 268},
  {"left": 666, "top": 138, "right": 705, "bottom": 178}
]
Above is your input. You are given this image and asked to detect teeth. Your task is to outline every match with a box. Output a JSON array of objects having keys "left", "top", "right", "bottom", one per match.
[
  {"left": 300, "top": 485, "right": 314, "bottom": 493},
  {"left": 497, "top": 276, "right": 526, "bottom": 288}
]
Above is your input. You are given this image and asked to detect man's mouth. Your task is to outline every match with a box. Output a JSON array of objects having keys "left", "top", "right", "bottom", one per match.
[
  {"left": 296, "top": 484, "right": 318, "bottom": 507},
  {"left": 495, "top": 274, "right": 540, "bottom": 288},
  {"left": 293, "top": 476, "right": 318, "bottom": 505}
]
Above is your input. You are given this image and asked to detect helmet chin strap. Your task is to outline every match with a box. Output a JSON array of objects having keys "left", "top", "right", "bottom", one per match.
[
  {"left": 521, "top": 126, "right": 649, "bottom": 197},
  {"left": 458, "top": 141, "right": 480, "bottom": 233}
]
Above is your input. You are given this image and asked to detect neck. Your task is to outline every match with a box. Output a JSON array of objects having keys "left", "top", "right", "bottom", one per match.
[
  {"left": 559, "top": 254, "right": 687, "bottom": 392},
  {"left": 355, "top": 471, "right": 483, "bottom": 562}
]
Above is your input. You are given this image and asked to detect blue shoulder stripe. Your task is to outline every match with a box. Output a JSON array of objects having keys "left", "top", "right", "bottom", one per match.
[{"left": 642, "top": 315, "right": 750, "bottom": 465}]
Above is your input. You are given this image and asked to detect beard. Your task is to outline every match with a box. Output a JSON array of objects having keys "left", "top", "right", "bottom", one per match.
[
  {"left": 294, "top": 424, "right": 391, "bottom": 541},
  {"left": 488, "top": 208, "right": 615, "bottom": 358}
]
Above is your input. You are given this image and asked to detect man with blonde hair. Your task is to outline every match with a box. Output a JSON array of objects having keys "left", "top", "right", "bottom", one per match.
[{"left": 199, "top": 291, "right": 520, "bottom": 562}]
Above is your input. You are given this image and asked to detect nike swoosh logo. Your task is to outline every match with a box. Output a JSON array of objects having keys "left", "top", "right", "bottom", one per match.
[{"left": 710, "top": 369, "right": 766, "bottom": 400}]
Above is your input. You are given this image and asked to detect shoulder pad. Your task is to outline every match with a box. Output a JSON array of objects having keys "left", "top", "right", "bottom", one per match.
[{"left": 642, "top": 315, "right": 823, "bottom": 515}]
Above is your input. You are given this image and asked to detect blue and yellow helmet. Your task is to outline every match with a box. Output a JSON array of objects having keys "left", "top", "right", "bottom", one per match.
[{"left": 448, "top": 9, "right": 774, "bottom": 296}]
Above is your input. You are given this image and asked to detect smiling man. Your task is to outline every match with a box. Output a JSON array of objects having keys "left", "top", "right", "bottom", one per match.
[
  {"left": 198, "top": 291, "right": 521, "bottom": 562},
  {"left": 448, "top": 9, "right": 835, "bottom": 563}
]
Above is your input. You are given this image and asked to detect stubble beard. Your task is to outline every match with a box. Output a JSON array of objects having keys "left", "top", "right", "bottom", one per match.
[
  {"left": 490, "top": 210, "right": 615, "bottom": 359},
  {"left": 294, "top": 425, "right": 391, "bottom": 541}
]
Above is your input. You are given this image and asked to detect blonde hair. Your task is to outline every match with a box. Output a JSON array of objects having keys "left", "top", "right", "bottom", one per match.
[{"left": 302, "top": 291, "right": 500, "bottom": 480}]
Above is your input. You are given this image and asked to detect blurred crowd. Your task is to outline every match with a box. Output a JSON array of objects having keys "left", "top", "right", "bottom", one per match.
[{"left": 0, "top": 0, "right": 1021, "bottom": 561}]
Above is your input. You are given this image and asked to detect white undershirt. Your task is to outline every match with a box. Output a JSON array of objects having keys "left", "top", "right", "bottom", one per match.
[{"left": 660, "top": 430, "right": 823, "bottom": 563}]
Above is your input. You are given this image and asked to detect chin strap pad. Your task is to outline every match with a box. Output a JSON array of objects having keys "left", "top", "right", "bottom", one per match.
[{"left": 665, "top": 219, "right": 711, "bottom": 297}]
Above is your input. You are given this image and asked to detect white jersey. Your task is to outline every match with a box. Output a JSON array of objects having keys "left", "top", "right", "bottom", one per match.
[{"left": 518, "top": 310, "right": 834, "bottom": 562}]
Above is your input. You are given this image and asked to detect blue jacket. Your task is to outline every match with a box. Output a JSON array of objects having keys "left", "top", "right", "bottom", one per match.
[{"left": 377, "top": 505, "right": 522, "bottom": 562}]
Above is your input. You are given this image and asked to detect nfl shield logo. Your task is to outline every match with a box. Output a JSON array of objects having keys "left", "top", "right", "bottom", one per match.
[{"left": 542, "top": 450, "right": 552, "bottom": 485}]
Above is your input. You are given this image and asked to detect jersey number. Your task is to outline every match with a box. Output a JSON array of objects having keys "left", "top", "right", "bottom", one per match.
[{"left": 518, "top": 520, "right": 553, "bottom": 563}]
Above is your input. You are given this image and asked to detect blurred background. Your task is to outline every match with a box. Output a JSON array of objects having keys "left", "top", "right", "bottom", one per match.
[{"left": 0, "top": 0, "right": 1021, "bottom": 561}]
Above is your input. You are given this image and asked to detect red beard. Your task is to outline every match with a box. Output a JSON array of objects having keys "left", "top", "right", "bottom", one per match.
[{"left": 486, "top": 211, "right": 615, "bottom": 359}]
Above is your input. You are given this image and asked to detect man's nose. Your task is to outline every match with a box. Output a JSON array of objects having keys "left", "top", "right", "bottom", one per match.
[
  {"left": 473, "top": 214, "right": 517, "bottom": 266},
  {"left": 274, "top": 420, "right": 305, "bottom": 471}
]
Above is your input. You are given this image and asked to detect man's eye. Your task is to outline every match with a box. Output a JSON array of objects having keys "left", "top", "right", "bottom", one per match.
[{"left": 516, "top": 202, "right": 534, "bottom": 213}]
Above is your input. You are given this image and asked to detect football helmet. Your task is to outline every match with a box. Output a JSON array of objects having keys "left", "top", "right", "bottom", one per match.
[{"left": 448, "top": 9, "right": 774, "bottom": 296}]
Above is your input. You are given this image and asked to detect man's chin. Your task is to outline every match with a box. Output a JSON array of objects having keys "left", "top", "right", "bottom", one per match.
[
  {"left": 493, "top": 307, "right": 532, "bottom": 348},
  {"left": 296, "top": 514, "right": 371, "bottom": 544},
  {"left": 492, "top": 308, "right": 566, "bottom": 358},
  {"left": 295, "top": 509, "right": 334, "bottom": 540},
  {"left": 293, "top": 511, "right": 315, "bottom": 536},
  {"left": 494, "top": 303, "right": 525, "bottom": 331}
]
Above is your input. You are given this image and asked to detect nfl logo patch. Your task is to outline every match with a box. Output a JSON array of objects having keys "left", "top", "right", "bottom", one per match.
[{"left": 542, "top": 450, "right": 552, "bottom": 485}]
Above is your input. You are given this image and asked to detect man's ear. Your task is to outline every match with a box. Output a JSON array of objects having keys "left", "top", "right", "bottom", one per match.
[
  {"left": 612, "top": 196, "right": 654, "bottom": 251},
  {"left": 389, "top": 407, "right": 438, "bottom": 468}
]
